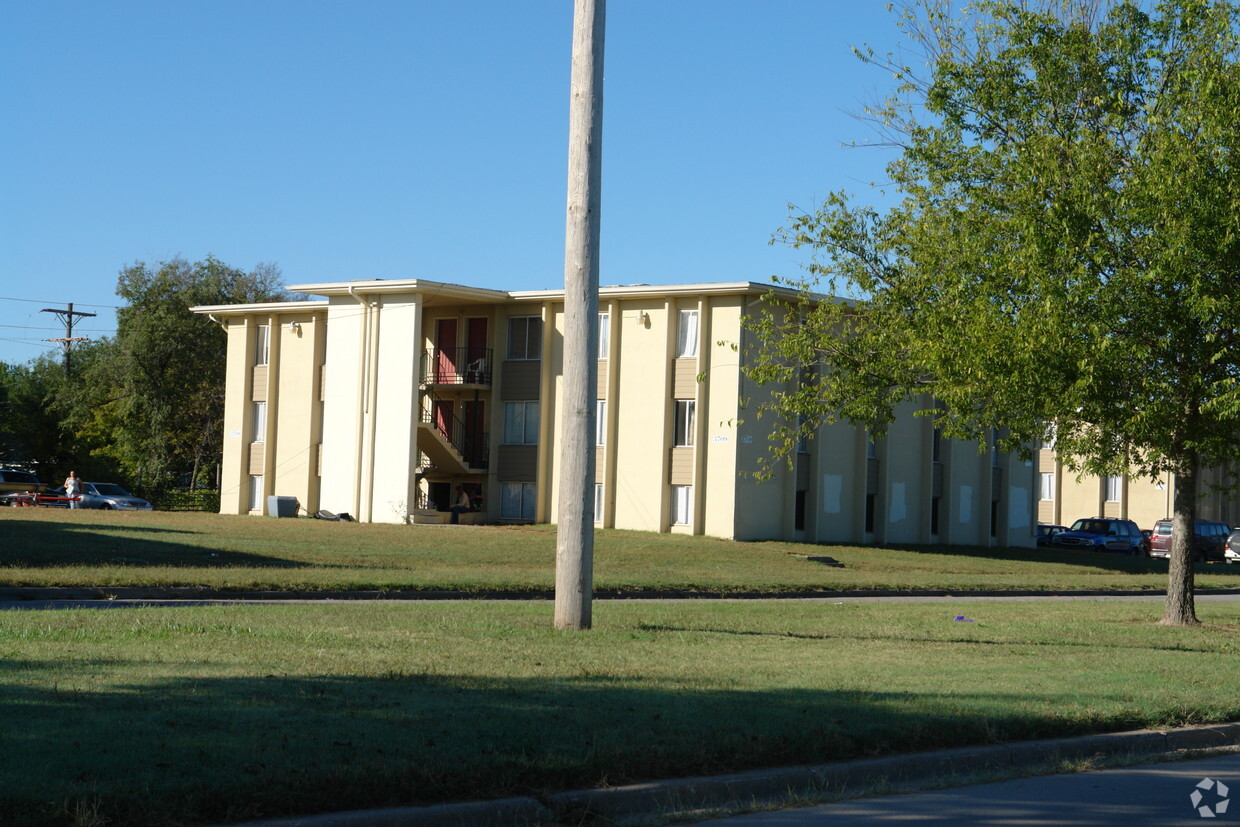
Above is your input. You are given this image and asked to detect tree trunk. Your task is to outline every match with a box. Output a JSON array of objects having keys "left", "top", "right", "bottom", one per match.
[{"left": 1161, "top": 449, "right": 1200, "bottom": 626}]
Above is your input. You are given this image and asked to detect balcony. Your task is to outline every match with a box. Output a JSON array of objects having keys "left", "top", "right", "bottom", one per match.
[{"left": 422, "top": 347, "right": 493, "bottom": 387}]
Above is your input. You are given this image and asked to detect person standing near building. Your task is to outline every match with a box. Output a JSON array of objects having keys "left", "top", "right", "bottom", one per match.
[
  {"left": 64, "top": 470, "right": 80, "bottom": 509},
  {"left": 450, "top": 485, "right": 471, "bottom": 524}
]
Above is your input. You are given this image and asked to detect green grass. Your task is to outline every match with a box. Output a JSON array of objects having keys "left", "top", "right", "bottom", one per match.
[
  {"left": 3, "top": 509, "right": 1239, "bottom": 593},
  {"left": 2, "top": 600, "right": 1239, "bottom": 825}
]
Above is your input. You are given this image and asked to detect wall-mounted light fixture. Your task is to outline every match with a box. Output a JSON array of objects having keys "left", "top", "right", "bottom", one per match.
[
  {"left": 637, "top": 311, "right": 650, "bottom": 326},
  {"left": 288, "top": 320, "right": 301, "bottom": 333}
]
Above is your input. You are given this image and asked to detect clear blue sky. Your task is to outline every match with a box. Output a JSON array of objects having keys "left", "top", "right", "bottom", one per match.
[{"left": 1, "top": 1, "right": 908, "bottom": 366}]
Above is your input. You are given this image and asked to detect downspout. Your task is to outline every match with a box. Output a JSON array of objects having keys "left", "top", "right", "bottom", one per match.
[{"left": 348, "top": 286, "right": 371, "bottom": 520}]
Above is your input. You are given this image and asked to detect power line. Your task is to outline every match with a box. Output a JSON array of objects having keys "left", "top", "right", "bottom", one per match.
[{"left": 0, "top": 295, "right": 120, "bottom": 309}]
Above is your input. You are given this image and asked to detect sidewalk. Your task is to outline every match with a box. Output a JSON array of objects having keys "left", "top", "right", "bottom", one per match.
[{"left": 234, "top": 722, "right": 1240, "bottom": 827}]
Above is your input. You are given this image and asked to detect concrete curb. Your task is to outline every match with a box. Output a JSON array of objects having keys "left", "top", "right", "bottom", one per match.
[{"left": 231, "top": 722, "right": 1240, "bottom": 826}]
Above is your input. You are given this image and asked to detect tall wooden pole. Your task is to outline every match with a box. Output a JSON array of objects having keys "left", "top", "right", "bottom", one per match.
[{"left": 555, "top": 0, "right": 605, "bottom": 631}]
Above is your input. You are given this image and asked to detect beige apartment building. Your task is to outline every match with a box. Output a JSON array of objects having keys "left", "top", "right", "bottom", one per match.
[
  {"left": 1035, "top": 447, "right": 1240, "bottom": 530},
  {"left": 194, "top": 278, "right": 1038, "bottom": 546}
]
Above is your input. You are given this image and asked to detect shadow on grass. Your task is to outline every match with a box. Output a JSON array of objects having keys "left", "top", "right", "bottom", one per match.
[
  {"left": 883, "top": 542, "right": 1240, "bottom": 578},
  {"left": 0, "top": 517, "right": 317, "bottom": 569},
  {"left": 0, "top": 667, "right": 1198, "bottom": 827}
]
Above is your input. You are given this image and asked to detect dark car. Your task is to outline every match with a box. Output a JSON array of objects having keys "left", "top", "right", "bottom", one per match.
[
  {"left": 0, "top": 469, "right": 48, "bottom": 495},
  {"left": 1051, "top": 518, "right": 1147, "bottom": 555},
  {"left": 1036, "top": 524, "right": 1067, "bottom": 547},
  {"left": 1149, "top": 519, "right": 1230, "bottom": 562}
]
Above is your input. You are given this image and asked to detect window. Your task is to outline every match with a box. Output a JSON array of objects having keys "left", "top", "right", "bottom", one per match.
[
  {"left": 1040, "top": 473, "right": 1055, "bottom": 501},
  {"left": 501, "top": 482, "right": 537, "bottom": 520},
  {"left": 503, "top": 401, "right": 539, "bottom": 445},
  {"left": 507, "top": 316, "right": 542, "bottom": 360},
  {"left": 598, "top": 312, "right": 610, "bottom": 359},
  {"left": 671, "top": 485, "right": 691, "bottom": 525},
  {"left": 866, "top": 434, "right": 877, "bottom": 459},
  {"left": 594, "top": 483, "right": 603, "bottom": 523},
  {"left": 1105, "top": 475, "right": 1122, "bottom": 503},
  {"left": 673, "top": 399, "right": 695, "bottom": 447},
  {"left": 990, "top": 429, "right": 1000, "bottom": 467},
  {"left": 932, "top": 427, "right": 942, "bottom": 462},
  {"left": 676, "top": 309, "right": 699, "bottom": 357},
  {"left": 930, "top": 496, "right": 941, "bottom": 535},
  {"left": 255, "top": 324, "right": 270, "bottom": 366},
  {"left": 595, "top": 400, "right": 606, "bottom": 446},
  {"left": 865, "top": 493, "right": 876, "bottom": 532},
  {"left": 248, "top": 475, "right": 263, "bottom": 512},
  {"left": 252, "top": 401, "right": 267, "bottom": 442}
]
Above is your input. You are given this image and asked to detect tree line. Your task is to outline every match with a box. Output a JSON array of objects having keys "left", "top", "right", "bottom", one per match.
[{"left": 0, "top": 256, "right": 294, "bottom": 499}]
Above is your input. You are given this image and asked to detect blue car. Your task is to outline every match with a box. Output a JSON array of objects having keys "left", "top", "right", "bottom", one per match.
[
  {"left": 1036, "top": 524, "right": 1067, "bottom": 547},
  {"left": 1051, "top": 517, "right": 1147, "bottom": 555}
]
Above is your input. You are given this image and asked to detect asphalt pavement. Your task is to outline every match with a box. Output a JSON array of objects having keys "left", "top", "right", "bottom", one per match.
[{"left": 692, "top": 750, "right": 1240, "bottom": 826}]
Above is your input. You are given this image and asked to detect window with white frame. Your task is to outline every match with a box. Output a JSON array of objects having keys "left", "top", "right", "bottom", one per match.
[
  {"left": 501, "top": 482, "right": 537, "bottom": 520},
  {"left": 598, "top": 312, "right": 610, "bottom": 359},
  {"left": 673, "top": 399, "right": 695, "bottom": 447},
  {"left": 503, "top": 401, "right": 539, "bottom": 445},
  {"left": 594, "top": 483, "right": 603, "bottom": 523},
  {"left": 255, "top": 324, "right": 270, "bottom": 366},
  {"left": 1040, "top": 472, "right": 1055, "bottom": 501},
  {"left": 595, "top": 399, "right": 606, "bottom": 446},
  {"left": 670, "top": 485, "right": 691, "bottom": 526},
  {"left": 676, "top": 309, "right": 699, "bottom": 357},
  {"left": 506, "top": 316, "right": 543, "bottom": 360},
  {"left": 1105, "top": 475, "right": 1122, "bottom": 503},
  {"left": 248, "top": 475, "right": 263, "bottom": 512},
  {"left": 252, "top": 401, "right": 267, "bottom": 442}
]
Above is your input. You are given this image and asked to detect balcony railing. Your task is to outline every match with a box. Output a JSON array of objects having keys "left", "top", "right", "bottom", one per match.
[
  {"left": 422, "top": 347, "right": 493, "bottom": 386},
  {"left": 420, "top": 391, "right": 490, "bottom": 469}
]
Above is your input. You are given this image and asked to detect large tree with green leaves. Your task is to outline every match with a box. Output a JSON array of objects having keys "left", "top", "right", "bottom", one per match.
[
  {"left": 71, "top": 256, "right": 293, "bottom": 493},
  {"left": 746, "top": 0, "right": 1240, "bottom": 625}
]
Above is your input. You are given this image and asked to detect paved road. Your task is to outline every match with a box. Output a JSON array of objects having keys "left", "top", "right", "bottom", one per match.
[
  {"left": 693, "top": 751, "right": 1240, "bottom": 826},
  {"left": 4, "top": 592, "right": 1240, "bottom": 610}
]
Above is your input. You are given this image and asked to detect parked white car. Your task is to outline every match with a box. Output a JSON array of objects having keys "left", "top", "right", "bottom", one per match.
[{"left": 77, "top": 482, "right": 153, "bottom": 511}]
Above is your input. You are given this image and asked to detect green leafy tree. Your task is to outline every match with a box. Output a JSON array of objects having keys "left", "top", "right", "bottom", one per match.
[
  {"left": 0, "top": 353, "right": 117, "bottom": 484},
  {"left": 746, "top": 0, "right": 1240, "bottom": 625},
  {"left": 75, "top": 256, "right": 293, "bottom": 493}
]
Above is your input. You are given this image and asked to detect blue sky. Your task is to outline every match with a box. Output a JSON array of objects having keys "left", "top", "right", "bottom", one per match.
[{"left": 1, "top": 1, "right": 909, "bottom": 366}]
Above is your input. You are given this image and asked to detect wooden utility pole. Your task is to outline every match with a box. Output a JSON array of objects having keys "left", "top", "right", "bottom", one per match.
[
  {"left": 41, "top": 302, "right": 96, "bottom": 376},
  {"left": 555, "top": 0, "right": 605, "bottom": 631}
]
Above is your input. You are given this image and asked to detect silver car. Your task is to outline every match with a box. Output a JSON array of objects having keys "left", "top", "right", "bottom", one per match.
[{"left": 77, "top": 482, "right": 153, "bottom": 511}]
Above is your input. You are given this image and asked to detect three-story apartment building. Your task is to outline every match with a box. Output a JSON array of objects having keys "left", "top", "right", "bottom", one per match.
[{"left": 194, "top": 278, "right": 1037, "bottom": 546}]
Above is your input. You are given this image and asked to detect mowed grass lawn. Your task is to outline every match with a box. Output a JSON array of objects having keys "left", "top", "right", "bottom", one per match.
[
  {"left": 3, "top": 509, "right": 1240, "bottom": 593},
  {"left": 2, "top": 600, "right": 1239, "bottom": 826}
]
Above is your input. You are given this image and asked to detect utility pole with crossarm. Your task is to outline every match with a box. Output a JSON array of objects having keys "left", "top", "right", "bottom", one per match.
[{"left": 41, "top": 302, "right": 96, "bottom": 376}]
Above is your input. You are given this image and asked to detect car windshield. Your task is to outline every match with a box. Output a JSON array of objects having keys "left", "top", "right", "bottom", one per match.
[
  {"left": 89, "top": 483, "right": 131, "bottom": 497},
  {"left": 1070, "top": 520, "right": 1112, "bottom": 534}
]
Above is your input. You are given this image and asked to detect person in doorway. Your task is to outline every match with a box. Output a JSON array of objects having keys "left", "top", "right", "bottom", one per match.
[
  {"left": 64, "top": 471, "right": 80, "bottom": 509},
  {"left": 450, "top": 485, "right": 471, "bottom": 524}
]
